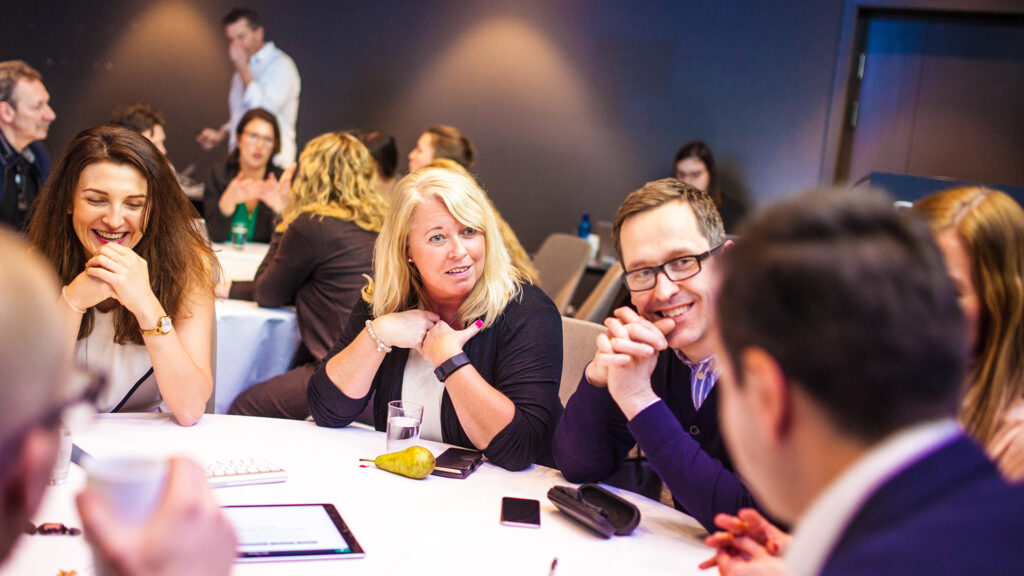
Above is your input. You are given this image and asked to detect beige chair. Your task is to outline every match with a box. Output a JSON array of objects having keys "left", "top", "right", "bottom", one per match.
[
  {"left": 574, "top": 261, "right": 624, "bottom": 323},
  {"left": 559, "top": 316, "right": 604, "bottom": 407},
  {"left": 532, "top": 233, "right": 591, "bottom": 314}
]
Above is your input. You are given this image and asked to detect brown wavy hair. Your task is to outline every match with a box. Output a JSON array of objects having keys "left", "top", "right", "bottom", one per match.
[
  {"left": 912, "top": 187, "right": 1024, "bottom": 445},
  {"left": 28, "top": 125, "right": 214, "bottom": 345}
]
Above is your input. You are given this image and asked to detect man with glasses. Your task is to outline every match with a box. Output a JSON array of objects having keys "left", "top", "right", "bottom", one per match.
[
  {"left": 0, "top": 60, "right": 55, "bottom": 230},
  {"left": 553, "top": 178, "right": 760, "bottom": 532},
  {"left": 0, "top": 229, "right": 235, "bottom": 575}
]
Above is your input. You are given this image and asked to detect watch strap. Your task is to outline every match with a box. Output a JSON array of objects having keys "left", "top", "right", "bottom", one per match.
[
  {"left": 141, "top": 315, "right": 171, "bottom": 335},
  {"left": 434, "top": 352, "right": 471, "bottom": 382}
]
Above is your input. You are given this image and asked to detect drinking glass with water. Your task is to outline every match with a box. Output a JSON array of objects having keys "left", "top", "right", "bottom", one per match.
[{"left": 386, "top": 400, "right": 423, "bottom": 452}]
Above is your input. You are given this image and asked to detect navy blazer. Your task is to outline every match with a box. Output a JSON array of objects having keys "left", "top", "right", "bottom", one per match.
[{"left": 823, "top": 435, "right": 1024, "bottom": 575}]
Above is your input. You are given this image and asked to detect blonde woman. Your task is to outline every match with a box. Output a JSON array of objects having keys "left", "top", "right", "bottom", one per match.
[
  {"left": 913, "top": 187, "right": 1024, "bottom": 481},
  {"left": 308, "top": 166, "right": 562, "bottom": 470},
  {"left": 223, "top": 132, "right": 386, "bottom": 419}
]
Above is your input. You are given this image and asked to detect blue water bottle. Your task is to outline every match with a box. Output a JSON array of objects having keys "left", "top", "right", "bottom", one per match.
[{"left": 577, "top": 213, "right": 591, "bottom": 238}]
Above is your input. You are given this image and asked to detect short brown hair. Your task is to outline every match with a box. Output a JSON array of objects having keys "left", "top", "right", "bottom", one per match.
[
  {"left": 425, "top": 125, "right": 475, "bottom": 170},
  {"left": 110, "top": 102, "right": 166, "bottom": 135},
  {"left": 0, "top": 60, "right": 43, "bottom": 105},
  {"left": 613, "top": 178, "right": 725, "bottom": 260}
]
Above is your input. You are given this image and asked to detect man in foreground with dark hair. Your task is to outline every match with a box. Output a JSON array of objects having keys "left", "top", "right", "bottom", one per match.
[
  {"left": 0, "top": 228, "right": 235, "bottom": 576},
  {"left": 707, "top": 189, "right": 1024, "bottom": 575},
  {"left": 197, "top": 7, "right": 300, "bottom": 167}
]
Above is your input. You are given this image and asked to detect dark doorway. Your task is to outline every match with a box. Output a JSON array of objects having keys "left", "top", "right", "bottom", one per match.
[{"left": 833, "top": 9, "right": 1024, "bottom": 188}]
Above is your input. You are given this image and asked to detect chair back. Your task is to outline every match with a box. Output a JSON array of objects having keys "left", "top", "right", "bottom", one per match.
[
  {"left": 574, "top": 261, "right": 624, "bottom": 323},
  {"left": 532, "top": 233, "right": 591, "bottom": 314},
  {"left": 560, "top": 316, "right": 604, "bottom": 407}
]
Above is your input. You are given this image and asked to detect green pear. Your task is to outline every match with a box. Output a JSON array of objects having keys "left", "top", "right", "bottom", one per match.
[{"left": 360, "top": 446, "right": 435, "bottom": 479}]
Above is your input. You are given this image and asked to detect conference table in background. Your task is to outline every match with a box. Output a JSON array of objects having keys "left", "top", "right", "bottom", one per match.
[
  {"left": 3, "top": 414, "right": 712, "bottom": 576},
  {"left": 214, "top": 243, "right": 300, "bottom": 414}
]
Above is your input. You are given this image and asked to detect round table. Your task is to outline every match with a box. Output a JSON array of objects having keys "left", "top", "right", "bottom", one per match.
[{"left": 2, "top": 413, "right": 711, "bottom": 575}]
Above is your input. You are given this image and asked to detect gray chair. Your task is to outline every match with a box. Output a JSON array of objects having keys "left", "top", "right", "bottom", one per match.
[
  {"left": 532, "top": 233, "right": 591, "bottom": 314},
  {"left": 559, "top": 316, "right": 604, "bottom": 407},
  {"left": 574, "top": 261, "right": 624, "bottom": 323}
]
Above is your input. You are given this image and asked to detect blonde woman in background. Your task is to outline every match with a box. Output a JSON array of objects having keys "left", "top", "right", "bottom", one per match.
[{"left": 222, "top": 132, "right": 387, "bottom": 419}]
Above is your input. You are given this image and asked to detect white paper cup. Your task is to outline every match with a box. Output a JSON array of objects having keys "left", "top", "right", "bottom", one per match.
[
  {"left": 48, "top": 426, "right": 72, "bottom": 485},
  {"left": 86, "top": 456, "right": 168, "bottom": 526}
]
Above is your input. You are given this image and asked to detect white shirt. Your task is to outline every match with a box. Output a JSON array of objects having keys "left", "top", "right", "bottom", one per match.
[
  {"left": 74, "top": 311, "right": 165, "bottom": 413},
  {"left": 401, "top": 349, "right": 445, "bottom": 443},
  {"left": 785, "top": 418, "right": 961, "bottom": 576},
  {"left": 223, "top": 41, "right": 301, "bottom": 167}
]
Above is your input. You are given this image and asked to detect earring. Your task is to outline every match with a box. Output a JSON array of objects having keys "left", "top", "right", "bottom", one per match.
[{"left": 407, "top": 258, "right": 413, "bottom": 263}]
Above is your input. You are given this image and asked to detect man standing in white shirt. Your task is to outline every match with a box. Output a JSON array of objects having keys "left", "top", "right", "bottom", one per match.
[{"left": 197, "top": 8, "right": 300, "bottom": 167}]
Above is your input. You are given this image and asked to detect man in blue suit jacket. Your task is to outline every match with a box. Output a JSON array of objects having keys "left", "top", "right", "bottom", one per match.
[{"left": 709, "top": 189, "right": 1024, "bottom": 575}]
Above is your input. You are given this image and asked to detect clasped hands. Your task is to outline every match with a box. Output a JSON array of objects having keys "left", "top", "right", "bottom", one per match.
[
  {"left": 65, "top": 243, "right": 161, "bottom": 321},
  {"left": 370, "top": 310, "right": 483, "bottom": 368},
  {"left": 219, "top": 163, "right": 296, "bottom": 216},
  {"left": 586, "top": 307, "right": 675, "bottom": 419}
]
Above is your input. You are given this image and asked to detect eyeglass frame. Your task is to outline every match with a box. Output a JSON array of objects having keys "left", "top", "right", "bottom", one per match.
[
  {"left": 240, "top": 131, "right": 276, "bottom": 147},
  {"left": 621, "top": 243, "right": 726, "bottom": 292},
  {"left": 0, "top": 368, "right": 106, "bottom": 475}
]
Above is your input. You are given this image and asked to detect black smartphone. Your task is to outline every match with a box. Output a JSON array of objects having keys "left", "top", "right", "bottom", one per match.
[{"left": 500, "top": 497, "right": 541, "bottom": 528}]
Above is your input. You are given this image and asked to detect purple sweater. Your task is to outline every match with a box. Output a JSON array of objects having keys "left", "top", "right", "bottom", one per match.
[{"left": 552, "top": 349, "right": 759, "bottom": 531}]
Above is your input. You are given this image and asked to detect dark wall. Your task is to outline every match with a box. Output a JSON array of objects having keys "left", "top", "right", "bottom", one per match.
[{"left": 1, "top": 0, "right": 845, "bottom": 250}]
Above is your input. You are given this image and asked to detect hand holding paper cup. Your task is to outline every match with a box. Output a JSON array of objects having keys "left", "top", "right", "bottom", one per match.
[{"left": 77, "top": 457, "right": 237, "bottom": 576}]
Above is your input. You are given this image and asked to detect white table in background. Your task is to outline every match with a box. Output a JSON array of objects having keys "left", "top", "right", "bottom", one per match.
[
  {"left": 212, "top": 242, "right": 300, "bottom": 413},
  {"left": 214, "top": 241, "right": 271, "bottom": 283},
  {"left": 2, "top": 414, "right": 711, "bottom": 576}
]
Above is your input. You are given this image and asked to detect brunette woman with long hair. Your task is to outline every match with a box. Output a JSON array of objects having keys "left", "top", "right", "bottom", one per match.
[{"left": 29, "top": 125, "right": 215, "bottom": 426}]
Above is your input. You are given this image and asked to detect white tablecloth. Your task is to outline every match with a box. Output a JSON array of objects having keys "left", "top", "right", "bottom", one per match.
[
  {"left": 2, "top": 414, "right": 711, "bottom": 576},
  {"left": 215, "top": 300, "right": 299, "bottom": 414},
  {"left": 212, "top": 242, "right": 300, "bottom": 413},
  {"left": 215, "top": 242, "right": 272, "bottom": 282}
]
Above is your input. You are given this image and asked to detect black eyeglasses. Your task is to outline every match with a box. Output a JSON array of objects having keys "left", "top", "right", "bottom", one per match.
[
  {"left": 0, "top": 368, "right": 105, "bottom": 471},
  {"left": 622, "top": 243, "right": 725, "bottom": 292}
]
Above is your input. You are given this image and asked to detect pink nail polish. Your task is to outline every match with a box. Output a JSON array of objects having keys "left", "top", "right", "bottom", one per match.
[{"left": 475, "top": 320, "right": 483, "bottom": 328}]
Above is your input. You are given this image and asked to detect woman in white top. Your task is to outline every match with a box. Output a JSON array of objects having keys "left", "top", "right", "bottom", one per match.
[{"left": 28, "top": 125, "right": 215, "bottom": 426}]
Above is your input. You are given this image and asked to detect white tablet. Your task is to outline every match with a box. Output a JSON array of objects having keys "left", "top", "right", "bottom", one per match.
[{"left": 222, "top": 504, "right": 365, "bottom": 562}]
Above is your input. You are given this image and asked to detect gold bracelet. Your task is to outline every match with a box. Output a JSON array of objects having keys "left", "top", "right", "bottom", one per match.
[{"left": 62, "top": 286, "right": 86, "bottom": 314}]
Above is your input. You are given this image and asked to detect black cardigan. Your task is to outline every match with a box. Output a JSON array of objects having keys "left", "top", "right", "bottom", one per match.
[{"left": 308, "top": 283, "right": 563, "bottom": 471}]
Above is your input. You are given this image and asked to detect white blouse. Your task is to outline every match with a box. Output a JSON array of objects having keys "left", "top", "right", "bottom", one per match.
[
  {"left": 75, "top": 310, "right": 164, "bottom": 413},
  {"left": 401, "top": 349, "right": 445, "bottom": 442}
]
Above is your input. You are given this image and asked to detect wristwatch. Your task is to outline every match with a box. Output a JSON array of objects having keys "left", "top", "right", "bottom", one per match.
[
  {"left": 141, "top": 315, "right": 172, "bottom": 335},
  {"left": 434, "top": 352, "right": 471, "bottom": 382}
]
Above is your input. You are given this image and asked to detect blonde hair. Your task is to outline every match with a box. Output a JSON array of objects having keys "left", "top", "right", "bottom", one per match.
[
  {"left": 278, "top": 132, "right": 387, "bottom": 233},
  {"left": 912, "top": 187, "right": 1024, "bottom": 445},
  {"left": 363, "top": 165, "right": 525, "bottom": 328}
]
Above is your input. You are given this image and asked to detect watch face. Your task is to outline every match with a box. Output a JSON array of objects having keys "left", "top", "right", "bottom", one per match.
[{"left": 158, "top": 316, "right": 172, "bottom": 333}]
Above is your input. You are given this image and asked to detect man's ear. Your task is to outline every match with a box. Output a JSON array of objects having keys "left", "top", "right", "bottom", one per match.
[
  {"left": 739, "top": 346, "right": 791, "bottom": 443},
  {"left": 0, "top": 101, "right": 15, "bottom": 124}
]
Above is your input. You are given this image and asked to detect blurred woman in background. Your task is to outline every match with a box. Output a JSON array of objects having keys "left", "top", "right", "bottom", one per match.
[
  {"left": 673, "top": 140, "right": 749, "bottom": 233},
  {"left": 203, "top": 108, "right": 289, "bottom": 243},
  {"left": 913, "top": 186, "right": 1024, "bottom": 481}
]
